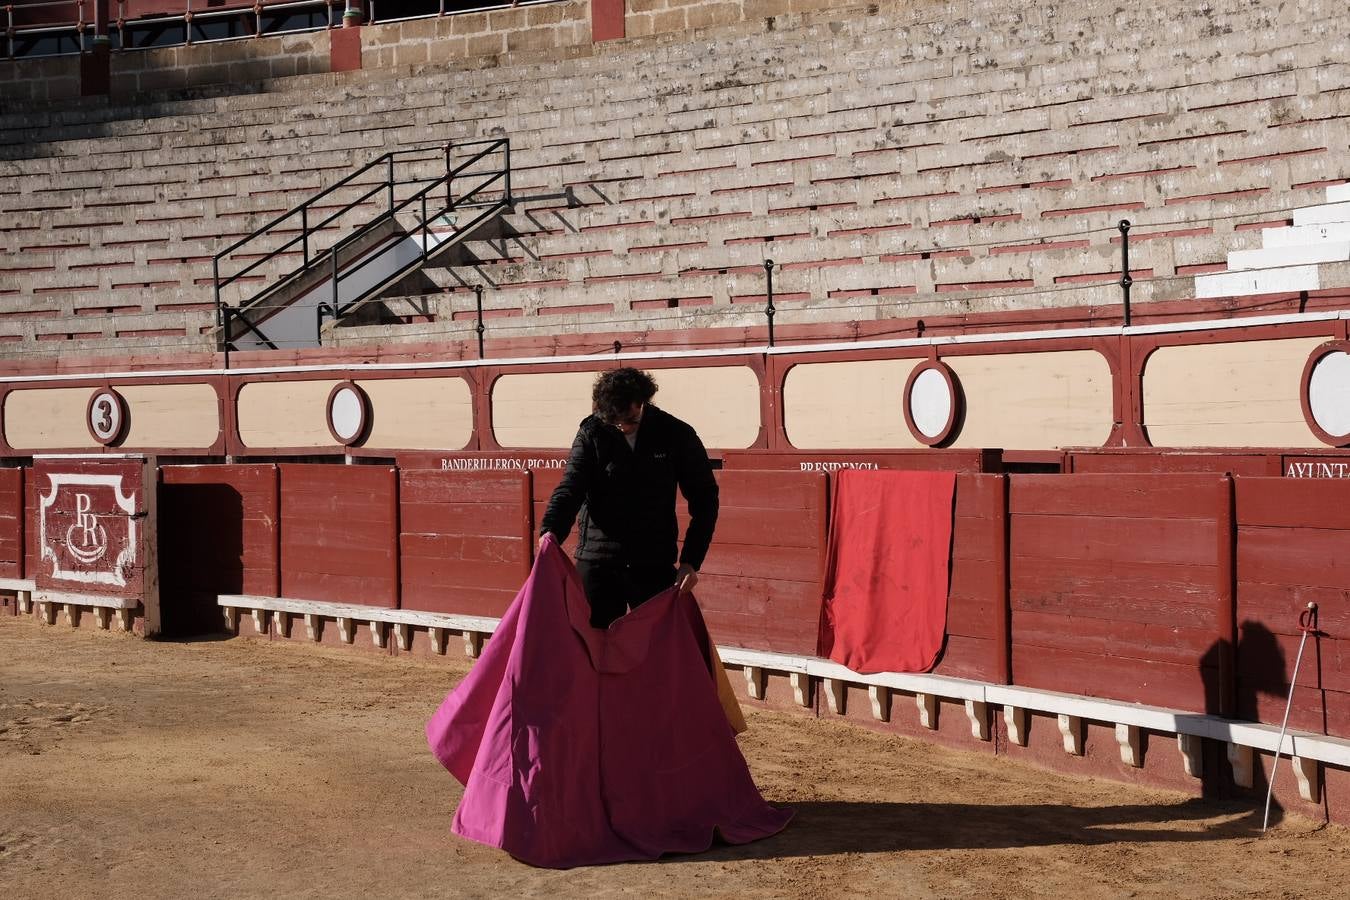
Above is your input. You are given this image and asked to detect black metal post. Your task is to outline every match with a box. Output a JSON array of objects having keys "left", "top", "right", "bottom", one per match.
[
  {"left": 763, "top": 258, "right": 776, "bottom": 348},
  {"left": 445, "top": 141, "right": 453, "bottom": 210},
  {"left": 474, "top": 284, "right": 485, "bottom": 359},
  {"left": 503, "top": 139, "right": 513, "bottom": 208},
  {"left": 421, "top": 193, "right": 429, "bottom": 259},
  {"left": 331, "top": 247, "right": 340, "bottom": 317},
  {"left": 316, "top": 302, "right": 333, "bottom": 346},
  {"left": 301, "top": 205, "right": 309, "bottom": 264},
  {"left": 221, "top": 305, "right": 232, "bottom": 370},
  {"left": 1118, "top": 219, "right": 1132, "bottom": 327},
  {"left": 387, "top": 154, "right": 395, "bottom": 217}
]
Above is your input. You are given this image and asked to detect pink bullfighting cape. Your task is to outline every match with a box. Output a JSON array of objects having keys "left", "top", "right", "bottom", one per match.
[{"left": 425, "top": 535, "right": 792, "bottom": 868}]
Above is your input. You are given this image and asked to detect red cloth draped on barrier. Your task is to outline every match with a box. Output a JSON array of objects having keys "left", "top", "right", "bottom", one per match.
[
  {"left": 817, "top": 470, "right": 957, "bottom": 674},
  {"left": 426, "top": 536, "right": 791, "bottom": 869}
]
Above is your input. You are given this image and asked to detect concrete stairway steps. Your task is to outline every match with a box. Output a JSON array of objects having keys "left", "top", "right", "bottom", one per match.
[{"left": 1193, "top": 187, "right": 1350, "bottom": 297}]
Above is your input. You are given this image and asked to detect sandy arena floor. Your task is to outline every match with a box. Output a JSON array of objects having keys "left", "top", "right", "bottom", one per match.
[{"left": 3, "top": 616, "right": 1350, "bottom": 900}]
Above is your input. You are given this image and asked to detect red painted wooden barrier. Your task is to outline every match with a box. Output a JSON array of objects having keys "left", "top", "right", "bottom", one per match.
[
  {"left": 942, "top": 473, "right": 1007, "bottom": 683},
  {"left": 1067, "top": 448, "right": 1350, "bottom": 476},
  {"left": 0, "top": 467, "right": 24, "bottom": 580},
  {"left": 696, "top": 470, "right": 828, "bottom": 655},
  {"left": 1008, "top": 473, "right": 1230, "bottom": 712},
  {"left": 160, "top": 465, "right": 279, "bottom": 636},
  {"left": 31, "top": 458, "right": 149, "bottom": 599},
  {"left": 1067, "top": 449, "right": 1283, "bottom": 475},
  {"left": 1235, "top": 477, "right": 1350, "bottom": 737},
  {"left": 279, "top": 464, "right": 398, "bottom": 608},
  {"left": 399, "top": 469, "right": 531, "bottom": 617},
  {"left": 24, "top": 469, "right": 36, "bottom": 580},
  {"left": 721, "top": 449, "right": 1002, "bottom": 473}
]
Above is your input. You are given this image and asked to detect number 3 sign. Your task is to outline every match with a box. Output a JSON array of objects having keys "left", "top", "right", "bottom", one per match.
[{"left": 87, "top": 388, "right": 129, "bottom": 446}]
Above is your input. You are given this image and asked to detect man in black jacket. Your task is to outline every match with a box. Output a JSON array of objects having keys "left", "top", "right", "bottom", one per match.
[{"left": 540, "top": 367, "right": 720, "bottom": 628}]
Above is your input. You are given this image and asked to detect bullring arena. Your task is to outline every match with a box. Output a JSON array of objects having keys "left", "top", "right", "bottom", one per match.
[{"left": 5, "top": 0, "right": 1350, "bottom": 894}]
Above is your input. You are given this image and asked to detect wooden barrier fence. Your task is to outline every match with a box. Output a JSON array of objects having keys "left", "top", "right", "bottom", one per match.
[{"left": 7, "top": 460, "right": 1350, "bottom": 745}]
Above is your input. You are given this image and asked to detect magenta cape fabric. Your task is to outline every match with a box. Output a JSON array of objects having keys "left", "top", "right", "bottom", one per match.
[{"left": 426, "top": 536, "right": 792, "bottom": 868}]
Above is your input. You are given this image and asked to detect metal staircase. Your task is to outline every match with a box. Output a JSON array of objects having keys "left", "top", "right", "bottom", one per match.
[{"left": 212, "top": 138, "right": 512, "bottom": 354}]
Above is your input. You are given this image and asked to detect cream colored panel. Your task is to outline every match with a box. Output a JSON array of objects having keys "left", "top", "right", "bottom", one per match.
[
  {"left": 640, "top": 367, "right": 761, "bottom": 449},
  {"left": 357, "top": 377, "right": 473, "bottom": 450},
  {"left": 949, "top": 350, "right": 1113, "bottom": 450},
  {"left": 237, "top": 380, "right": 340, "bottom": 448},
  {"left": 4, "top": 387, "right": 99, "bottom": 450},
  {"left": 1143, "top": 337, "right": 1324, "bottom": 447},
  {"left": 493, "top": 372, "right": 594, "bottom": 448},
  {"left": 784, "top": 359, "right": 923, "bottom": 449},
  {"left": 492, "top": 367, "right": 762, "bottom": 449},
  {"left": 118, "top": 383, "right": 220, "bottom": 448}
]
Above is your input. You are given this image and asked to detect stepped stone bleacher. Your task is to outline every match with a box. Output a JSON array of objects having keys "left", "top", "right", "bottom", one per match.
[{"left": 1, "top": 0, "right": 1349, "bottom": 361}]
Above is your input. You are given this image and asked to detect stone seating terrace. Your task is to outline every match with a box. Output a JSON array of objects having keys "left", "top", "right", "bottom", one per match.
[{"left": 1, "top": 0, "right": 1347, "bottom": 360}]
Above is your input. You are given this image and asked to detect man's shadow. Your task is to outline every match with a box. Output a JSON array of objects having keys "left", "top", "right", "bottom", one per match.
[
  {"left": 663, "top": 797, "right": 1264, "bottom": 863},
  {"left": 669, "top": 620, "right": 1303, "bottom": 863}
]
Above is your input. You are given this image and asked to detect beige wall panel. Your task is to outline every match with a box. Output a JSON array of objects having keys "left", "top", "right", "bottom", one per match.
[
  {"left": 4, "top": 387, "right": 100, "bottom": 450},
  {"left": 493, "top": 372, "right": 593, "bottom": 448},
  {"left": 783, "top": 359, "right": 924, "bottom": 449},
  {"left": 948, "top": 350, "right": 1113, "bottom": 450},
  {"left": 492, "top": 366, "right": 762, "bottom": 449},
  {"left": 1143, "top": 337, "right": 1324, "bottom": 447},
  {"left": 117, "top": 383, "right": 220, "bottom": 448},
  {"left": 237, "top": 380, "right": 340, "bottom": 448},
  {"left": 357, "top": 377, "right": 473, "bottom": 450},
  {"left": 642, "top": 367, "right": 761, "bottom": 449}
]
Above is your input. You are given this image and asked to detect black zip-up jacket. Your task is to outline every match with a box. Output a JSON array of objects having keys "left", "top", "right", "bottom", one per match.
[{"left": 540, "top": 405, "right": 719, "bottom": 570}]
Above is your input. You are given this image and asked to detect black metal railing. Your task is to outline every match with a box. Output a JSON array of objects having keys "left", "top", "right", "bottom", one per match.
[
  {"left": 318, "top": 137, "right": 511, "bottom": 321},
  {"left": 213, "top": 137, "right": 510, "bottom": 356}
]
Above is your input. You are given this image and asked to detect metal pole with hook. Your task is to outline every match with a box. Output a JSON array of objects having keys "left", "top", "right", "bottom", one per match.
[
  {"left": 1118, "top": 219, "right": 1132, "bottom": 327},
  {"left": 764, "top": 258, "right": 776, "bottom": 348},
  {"left": 474, "top": 284, "right": 485, "bottom": 359},
  {"left": 316, "top": 302, "right": 334, "bottom": 346},
  {"left": 1262, "top": 602, "right": 1319, "bottom": 832},
  {"left": 445, "top": 141, "right": 453, "bottom": 210}
]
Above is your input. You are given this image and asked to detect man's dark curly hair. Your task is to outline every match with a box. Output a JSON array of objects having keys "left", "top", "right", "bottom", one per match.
[{"left": 592, "top": 367, "right": 658, "bottom": 423}]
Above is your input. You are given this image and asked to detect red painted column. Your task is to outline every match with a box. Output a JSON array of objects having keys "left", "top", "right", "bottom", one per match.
[
  {"left": 592, "top": 0, "right": 625, "bottom": 42},
  {"left": 992, "top": 474, "right": 1011, "bottom": 685},
  {"left": 330, "top": 25, "right": 363, "bottom": 73},
  {"left": 1215, "top": 473, "right": 1236, "bottom": 717}
]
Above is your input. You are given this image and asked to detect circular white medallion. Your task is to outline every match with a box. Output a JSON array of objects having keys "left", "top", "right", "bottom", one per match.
[
  {"left": 1309, "top": 350, "right": 1350, "bottom": 439},
  {"left": 88, "top": 389, "right": 127, "bottom": 445},
  {"left": 328, "top": 385, "right": 366, "bottom": 444},
  {"left": 909, "top": 367, "right": 954, "bottom": 439}
]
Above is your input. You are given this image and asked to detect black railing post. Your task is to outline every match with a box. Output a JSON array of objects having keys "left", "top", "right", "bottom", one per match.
[
  {"left": 763, "top": 258, "right": 776, "bottom": 348},
  {"left": 421, "top": 193, "right": 429, "bottom": 259},
  {"left": 1118, "top": 219, "right": 1132, "bottom": 327},
  {"left": 212, "top": 256, "right": 221, "bottom": 327},
  {"left": 301, "top": 204, "right": 309, "bottom": 264},
  {"left": 387, "top": 154, "right": 395, "bottom": 217},
  {"left": 221, "top": 305, "right": 232, "bottom": 370},
  {"left": 445, "top": 141, "right": 453, "bottom": 209},
  {"left": 503, "top": 139, "right": 513, "bottom": 207},
  {"left": 474, "top": 284, "right": 485, "bottom": 359},
  {"left": 331, "top": 246, "right": 340, "bottom": 317},
  {"left": 316, "top": 302, "right": 332, "bottom": 346}
]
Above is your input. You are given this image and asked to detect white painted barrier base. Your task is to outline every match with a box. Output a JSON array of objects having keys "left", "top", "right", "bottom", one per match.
[
  {"left": 218, "top": 594, "right": 498, "bottom": 659},
  {"left": 217, "top": 595, "right": 1350, "bottom": 802},
  {"left": 33, "top": 589, "right": 138, "bottom": 631}
]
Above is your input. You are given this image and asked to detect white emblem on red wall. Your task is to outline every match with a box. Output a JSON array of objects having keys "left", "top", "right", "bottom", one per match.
[{"left": 39, "top": 474, "right": 138, "bottom": 587}]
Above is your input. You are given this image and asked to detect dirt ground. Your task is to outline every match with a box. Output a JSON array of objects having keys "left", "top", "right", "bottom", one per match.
[{"left": 3, "top": 617, "right": 1349, "bottom": 900}]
